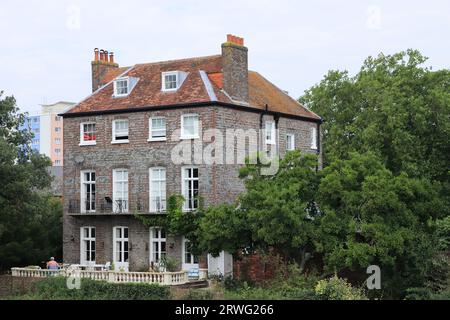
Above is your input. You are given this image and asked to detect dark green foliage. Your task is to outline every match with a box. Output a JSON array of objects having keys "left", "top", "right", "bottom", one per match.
[
  {"left": 181, "top": 289, "right": 213, "bottom": 300},
  {"left": 404, "top": 287, "right": 433, "bottom": 300},
  {"left": 436, "top": 216, "right": 450, "bottom": 251},
  {"left": 31, "top": 277, "right": 170, "bottom": 300},
  {"left": 315, "top": 152, "right": 444, "bottom": 297},
  {"left": 0, "top": 92, "right": 62, "bottom": 270},
  {"left": 300, "top": 50, "right": 450, "bottom": 184},
  {"left": 198, "top": 151, "right": 320, "bottom": 267}
]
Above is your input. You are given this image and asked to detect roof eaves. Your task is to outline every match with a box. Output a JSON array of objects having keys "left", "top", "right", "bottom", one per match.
[{"left": 61, "top": 100, "right": 323, "bottom": 123}]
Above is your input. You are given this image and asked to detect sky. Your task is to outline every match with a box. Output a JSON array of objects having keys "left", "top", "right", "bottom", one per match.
[{"left": 0, "top": 0, "right": 448, "bottom": 115}]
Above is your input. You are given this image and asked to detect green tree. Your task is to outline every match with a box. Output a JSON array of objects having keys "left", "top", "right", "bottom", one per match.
[
  {"left": 316, "top": 152, "right": 444, "bottom": 297},
  {"left": 0, "top": 92, "right": 62, "bottom": 270},
  {"left": 299, "top": 50, "right": 450, "bottom": 186},
  {"left": 198, "top": 151, "right": 321, "bottom": 269}
]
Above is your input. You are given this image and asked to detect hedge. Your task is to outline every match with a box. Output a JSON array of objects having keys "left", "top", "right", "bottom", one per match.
[{"left": 31, "top": 277, "right": 171, "bottom": 300}]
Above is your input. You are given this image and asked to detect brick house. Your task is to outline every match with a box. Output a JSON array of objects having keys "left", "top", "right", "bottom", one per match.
[{"left": 61, "top": 35, "right": 322, "bottom": 275}]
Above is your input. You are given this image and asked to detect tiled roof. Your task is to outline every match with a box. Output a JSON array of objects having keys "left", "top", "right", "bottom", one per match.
[{"left": 65, "top": 55, "right": 320, "bottom": 121}]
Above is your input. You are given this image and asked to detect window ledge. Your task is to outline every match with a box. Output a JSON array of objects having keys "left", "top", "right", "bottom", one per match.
[
  {"left": 112, "top": 94, "right": 129, "bottom": 98},
  {"left": 266, "top": 141, "right": 276, "bottom": 145},
  {"left": 311, "top": 146, "right": 318, "bottom": 150},
  {"left": 161, "top": 88, "right": 178, "bottom": 93},
  {"left": 79, "top": 141, "right": 97, "bottom": 146},
  {"left": 111, "top": 140, "right": 129, "bottom": 144},
  {"left": 147, "top": 137, "right": 167, "bottom": 142},
  {"left": 180, "top": 135, "right": 200, "bottom": 140}
]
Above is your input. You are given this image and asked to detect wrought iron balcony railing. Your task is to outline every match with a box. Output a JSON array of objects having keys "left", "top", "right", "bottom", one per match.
[
  {"left": 68, "top": 198, "right": 131, "bottom": 214},
  {"left": 67, "top": 198, "right": 165, "bottom": 214}
]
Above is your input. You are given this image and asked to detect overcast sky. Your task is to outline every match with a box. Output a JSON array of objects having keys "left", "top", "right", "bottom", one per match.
[{"left": 0, "top": 0, "right": 448, "bottom": 115}]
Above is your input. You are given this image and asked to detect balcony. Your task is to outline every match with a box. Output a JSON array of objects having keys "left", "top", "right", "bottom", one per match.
[
  {"left": 67, "top": 197, "right": 168, "bottom": 216},
  {"left": 68, "top": 198, "right": 147, "bottom": 215}
]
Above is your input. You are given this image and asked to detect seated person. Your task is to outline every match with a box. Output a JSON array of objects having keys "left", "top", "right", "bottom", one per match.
[{"left": 46, "top": 257, "right": 59, "bottom": 270}]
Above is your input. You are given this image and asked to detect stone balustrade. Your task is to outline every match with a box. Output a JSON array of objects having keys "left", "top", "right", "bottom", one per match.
[{"left": 11, "top": 267, "right": 206, "bottom": 286}]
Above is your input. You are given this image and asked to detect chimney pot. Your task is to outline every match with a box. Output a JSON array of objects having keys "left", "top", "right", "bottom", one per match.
[
  {"left": 91, "top": 48, "right": 119, "bottom": 92},
  {"left": 94, "top": 48, "right": 99, "bottom": 61}
]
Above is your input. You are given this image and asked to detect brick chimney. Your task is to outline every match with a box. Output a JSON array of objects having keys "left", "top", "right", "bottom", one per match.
[
  {"left": 91, "top": 48, "right": 119, "bottom": 92},
  {"left": 221, "top": 34, "right": 248, "bottom": 103}
]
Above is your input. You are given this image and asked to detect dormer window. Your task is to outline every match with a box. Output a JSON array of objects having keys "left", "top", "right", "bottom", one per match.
[
  {"left": 161, "top": 71, "right": 187, "bottom": 92},
  {"left": 113, "top": 77, "right": 138, "bottom": 97},
  {"left": 114, "top": 78, "right": 128, "bottom": 96}
]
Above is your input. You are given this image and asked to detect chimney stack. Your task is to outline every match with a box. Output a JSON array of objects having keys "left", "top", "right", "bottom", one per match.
[
  {"left": 221, "top": 34, "right": 248, "bottom": 103},
  {"left": 91, "top": 48, "right": 119, "bottom": 92}
]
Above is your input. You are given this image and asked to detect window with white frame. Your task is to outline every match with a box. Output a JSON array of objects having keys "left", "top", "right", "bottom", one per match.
[
  {"left": 265, "top": 121, "right": 276, "bottom": 144},
  {"left": 162, "top": 72, "right": 178, "bottom": 91},
  {"left": 149, "top": 228, "right": 166, "bottom": 264},
  {"left": 113, "top": 226, "right": 129, "bottom": 263},
  {"left": 55, "top": 127, "right": 61, "bottom": 133},
  {"left": 114, "top": 78, "right": 129, "bottom": 96},
  {"left": 182, "top": 167, "right": 199, "bottom": 211},
  {"left": 149, "top": 117, "right": 166, "bottom": 141},
  {"left": 80, "top": 227, "right": 95, "bottom": 264},
  {"left": 149, "top": 168, "right": 166, "bottom": 213},
  {"left": 113, "top": 169, "right": 128, "bottom": 213},
  {"left": 311, "top": 127, "right": 318, "bottom": 150},
  {"left": 81, "top": 171, "right": 95, "bottom": 213},
  {"left": 55, "top": 116, "right": 61, "bottom": 121},
  {"left": 286, "top": 134, "right": 295, "bottom": 151},
  {"left": 54, "top": 160, "right": 61, "bottom": 166},
  {"left": 183, "top": 238, "right": 199, "bottom": 265},
  {"left": 55, "top": 148, "right": 61, "bottom": 155},
  {"left": 112, "top": 119, "right": 129, "bottom": 142},
  {"left": 55, "top": 138, "right": 61, "bottom": 144},
  {"left": 80, "top": 122, "right": 96, "bottom": 145},
  {"left": 181, "top": 114, "right": 199, "bottom": 139}
]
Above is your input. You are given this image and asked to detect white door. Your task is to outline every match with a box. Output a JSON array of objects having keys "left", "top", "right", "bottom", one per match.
[
  {"left": 113, "top": 226, "right": 129, "bottom": 271},
  {"left": 182, "top": 237, "right": 199, "bottom": 270},
  {"left": 208, "top": 251, "right": 233, "bottom": 277}
]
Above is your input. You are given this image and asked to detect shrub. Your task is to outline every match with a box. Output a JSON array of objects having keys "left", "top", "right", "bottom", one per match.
[
  {"left": 431, "top": 289, "right": 450, "bottom": 300},
  {"left": 160, "top": 257, "right": 180, "bottom": 272},
  {"left": 315, "top": 276, "right": 367, "bottom": 300},
  {"left": 182, "top": 289, "right": 213, "bottom": 300},
  {"left": 32, "top": 277, "right": 171, "bottom": 300},
  {"left": 404, "top": 287, "right": 433, "bottom": 300}
]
